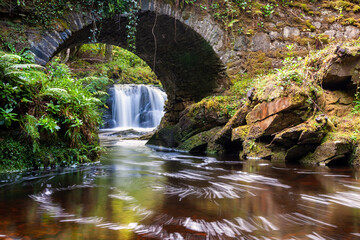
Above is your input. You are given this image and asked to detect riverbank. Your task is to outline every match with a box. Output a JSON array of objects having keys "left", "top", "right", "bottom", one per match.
[{"left": 150, "top": 39, "right": 360, "bottom": 167}]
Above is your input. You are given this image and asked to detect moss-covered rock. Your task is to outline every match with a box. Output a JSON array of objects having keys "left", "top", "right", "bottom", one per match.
[
  {"left": 147, "top": 124, "right": 182, "bottom": 148},
  {"left": 178, "top": 127, "right": 222, "bottom": 153},
  {"left": 300, "top": 137, "right": 353, "bottom": 166},
  {"left": 241, "top": 140, "right": 272, "bottom": 160}
]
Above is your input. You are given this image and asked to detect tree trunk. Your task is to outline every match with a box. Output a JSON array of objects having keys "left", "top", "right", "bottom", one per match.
[{"left": 105, "top": 44, "right": 113, "bottom": 62}]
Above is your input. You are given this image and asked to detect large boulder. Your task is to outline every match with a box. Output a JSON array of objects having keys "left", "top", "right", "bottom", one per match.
[
  {"left": 318, "top": 90, "right": 354, "bottom": 117},
  {"left": 147, "top": 124, "right": 182, "bottom": 148},
  {"left": 240, "top": 141, "right": 272, "bottom": 160},
  {"left": 300, "top": 138, "right": 352, "bottom": 166},
  {"left": 270, "top": 115, "right": 330, "bottom": 162},
  {"left": 322, "top": 54, "right": 360, "bottom": 89},
  {"left": 245, "top": 95, "right": 310, "bottom": 139},
  {"left": 213, "top": 104, "right": 250, "bottom": 146},
  {"left": 178, "top": 127, "right": 222, "bottom": 153}
]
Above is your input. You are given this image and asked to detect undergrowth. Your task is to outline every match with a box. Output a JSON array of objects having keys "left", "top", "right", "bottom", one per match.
[{"left": 0, "top": 50, "right": 104, "bottom": 172}]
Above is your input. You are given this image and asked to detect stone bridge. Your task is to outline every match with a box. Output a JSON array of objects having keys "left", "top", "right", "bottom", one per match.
[
  {"left": 27, "top": 0, "right": 360, "bottom": 124},
  {"left": 28, "top": 0, "right": 229, "bottom": 122}
]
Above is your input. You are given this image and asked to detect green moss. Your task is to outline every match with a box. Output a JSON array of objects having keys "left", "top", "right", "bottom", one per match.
[
  {"left": 291, "top": 2, "right": 310, "bottom": 12},
  {"left": 243, "top": 52, "right": 274, "bottom": 77},
  {"left": 341, "top": 17, "right": 360, "bottom": 26},
  {"left": 178, "top": 127, "right": 221, "bottom": 152},
  {"left": 305, "top": 20, "right": 316, "bottom": 32},
  {"left": 232, "top": 125, "right": 250, "bottom": 142}
]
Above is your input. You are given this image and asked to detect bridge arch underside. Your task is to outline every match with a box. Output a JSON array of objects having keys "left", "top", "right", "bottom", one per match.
[{"left": 43, "top": 11, "right": 226, "bottom": 122}]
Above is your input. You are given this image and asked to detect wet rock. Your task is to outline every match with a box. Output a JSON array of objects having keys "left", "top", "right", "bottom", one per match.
[
  {"left": 241, "top": 141, "right": 272, "bottom": 160},
  {"left": 251, "top": 32, "right": 271, "bottom": 52},
  {"left": 147, "top": 124, "right": 182, "bottom": 148},
  {"left": 178, "top": 127, "right": 222, "bottom": 153},
  {"left": 300, "top": 138, "right": 352, "bottom": 166}
]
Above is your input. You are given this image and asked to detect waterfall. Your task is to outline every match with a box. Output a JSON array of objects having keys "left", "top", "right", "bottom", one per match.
[{"left": 111, "top": 84, "right": 167, "bottom": 129}]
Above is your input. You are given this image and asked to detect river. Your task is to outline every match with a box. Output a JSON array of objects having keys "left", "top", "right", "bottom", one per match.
[{"left": 1, "top": 134, "right": 360, "bottom": 239}]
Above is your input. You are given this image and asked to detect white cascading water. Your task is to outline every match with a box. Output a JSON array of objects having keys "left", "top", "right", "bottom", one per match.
[{"left": 112, "top": 84, "right": 167, "bottom": 129}]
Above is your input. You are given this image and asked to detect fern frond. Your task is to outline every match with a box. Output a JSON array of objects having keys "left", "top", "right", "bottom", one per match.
[
  {"left": 40, "top": 88, "right": 70, "bottom": 99},
  {"left": 7, "top": 64, "right": 45, "bottom": 70}
]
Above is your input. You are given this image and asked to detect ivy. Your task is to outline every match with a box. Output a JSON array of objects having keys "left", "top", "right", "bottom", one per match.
[{"left": 1, "top": 0, "right": 139, "bottom": 50}]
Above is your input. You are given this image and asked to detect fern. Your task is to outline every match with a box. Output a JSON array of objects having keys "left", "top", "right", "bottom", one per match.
[
  {"left": 40, "top": 88, "right": 70, "bottom": 99},
  {"left": 22, "top": 114, "right": 40, "bottom": 152}
]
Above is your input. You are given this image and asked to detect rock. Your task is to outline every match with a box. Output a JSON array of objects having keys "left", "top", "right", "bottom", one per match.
[
  {"left": 283, "top": 26, "right": 300, "bottom": 38},
  {"left": 269, "top": 31, "right": 279, "bottom": 41},
  {"left": 322, "top": 55, "right": 360, "bottom": 89},
  {"left": 318, "top": 90, "right": 354, "bottom": 117},
  {"left": 178, "top": 127, "right": 222, "bottom": 153},
  {"left": 269, "top": 116, "right": 329, "bottom": 161},
  {"left": 285, "top": 144, "right": 318, "bottom": 161},
  {"left": 313, "top": 22, "right": 321, "bottom": 29},
  {"left": 270, "top": 41, "right": 285, "bottom": 50},
  {"left": 247, "top": 87, "right": 255, "bottom": 101},
  {"left": 241, "top": 141, "right": 272, "bottom": 160},
  {"left": 213, "top": 105, "right": 250, "bottom": 146},
  {"left": 246, "top": 95, "right": 307, "bottom": 124},
  {"left": 345, "top": 26, "right": 360, "bottom": 39},
  {"left": 177, "top": 100, "right": 230, "bottom": 143},
  {"left": 300, "top": 138, "right": 352, "bottom": 166},
  {"left": 351, "top": 143, "right": 360, "bottom": 167},
  {"left": 335, "top": 32, "right": 344, "bottom": 39},
  {"left": 147, "top": 124, "right": 182, "bottom": 148},
  {"left": 271, "top": 123, "right": 306, "bottom": 148},
  {"left": 323, "top": 30, "right": 336, "bottom": 39},
  {"left": 251, "top": 32, "right": 271, "bottom": 51},
  {"left": 330, "top": 23, "right": 345, "bottom": 31},
  {"left": 232, "top": 125, "right": 250, "bottom": 142},
  {"left": 234, "top": 35, "right": 249, "bottom": 51},
  {"left": 247, "top": 112, "right": 304, "bottom": 139}
]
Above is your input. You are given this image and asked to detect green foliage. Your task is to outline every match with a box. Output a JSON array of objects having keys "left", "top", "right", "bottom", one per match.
[
  {"left": 0, "top": 50, "right": 103, "bottom": 171},
  {"left": 1, "top": 0, "right": 139, "bottom": 49},
  {"left": 261, "top": 3, "right": 277, "bottom": 17},
  {"left": 0, "top": 138, "right": 32, "bottom": 171},
  {"left": 69, "top": 44, "right": 160, "bottom": 86}
]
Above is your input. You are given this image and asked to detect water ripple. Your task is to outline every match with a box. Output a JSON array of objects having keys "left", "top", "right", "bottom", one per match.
[{"left": 220, "top": 171, "right": 291, "bottom": 189}]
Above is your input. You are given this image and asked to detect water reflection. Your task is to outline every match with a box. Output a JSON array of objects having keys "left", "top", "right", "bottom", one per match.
[{"left": 1, "top": 139, "right": 360, "bottom": 239}]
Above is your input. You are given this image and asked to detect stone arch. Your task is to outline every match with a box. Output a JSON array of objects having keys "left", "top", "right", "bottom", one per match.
[{"left": 29, "top": 0, "right": 229, "bottom": 122}]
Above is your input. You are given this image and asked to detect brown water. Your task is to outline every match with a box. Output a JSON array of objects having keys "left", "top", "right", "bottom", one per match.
[{"left": 1, "top": 138, "right": 360, "bottom": 239}]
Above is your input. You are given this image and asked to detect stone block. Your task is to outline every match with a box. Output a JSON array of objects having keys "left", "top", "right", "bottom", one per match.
[
  {"left": 251, "top": 32, "right": 270, "bottom": 51},
  {"left": 283, "top": 26, "right": 300, "bottom": 38},
  {"left": 345, "top": 26, "right": 360, "bottom": 39}
]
